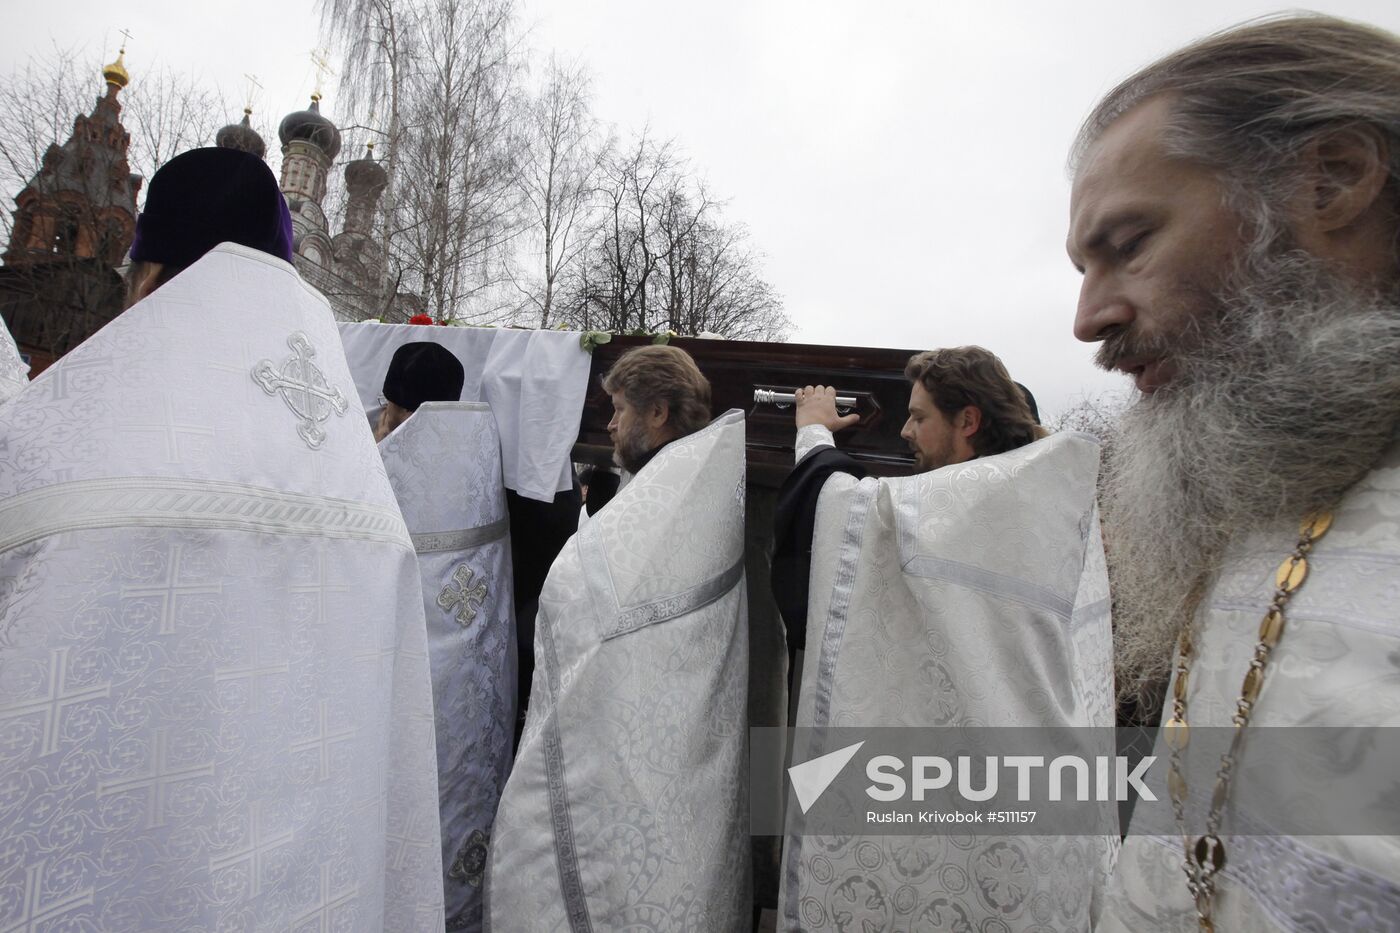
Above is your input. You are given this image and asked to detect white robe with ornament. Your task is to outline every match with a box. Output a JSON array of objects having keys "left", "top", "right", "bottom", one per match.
[
  {"left": 487, "top": 409, "right": 752, "bottom": 932},
  {"left": 1098, "top": 435, "right": 1400, "bottom": 933},
  {"left": 0, "top": 312, "right": 28, "bottom": 406},
  {"left": 379, "top": 400, "right": 516, "bottom": 932},
  {"left": 0, "top": 243, "right": 444, "bottom": 932},
  {"left": 780, "top": 429, "right": 1117, "bottom": 933}
]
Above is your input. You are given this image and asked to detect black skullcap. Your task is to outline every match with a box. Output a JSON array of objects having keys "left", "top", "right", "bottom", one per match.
[
  {"left": 382, "top": 342, "right": 465, "bottom": 412},
  {"left": 130, "top": 147, "right": 293, "bottom": 267},
  {"left": 1015, "top": 381, "right": 1041, "bottom": 425}
]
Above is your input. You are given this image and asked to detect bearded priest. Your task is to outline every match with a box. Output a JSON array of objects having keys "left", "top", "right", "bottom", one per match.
[
  {"left": 1068, "top": 14, "right": 1400, "bottom": 932},
  {"left": 488, "top": 346, "right": 751, "bottom": 930}
]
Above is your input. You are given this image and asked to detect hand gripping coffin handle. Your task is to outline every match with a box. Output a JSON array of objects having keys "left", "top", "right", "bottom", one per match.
[{"left": 753, "top": 388, "right": 859, "bottom": 413}]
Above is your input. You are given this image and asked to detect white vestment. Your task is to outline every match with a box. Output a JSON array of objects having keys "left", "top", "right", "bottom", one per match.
[
  {"left": 379, "top": 401, "right": 516, "bottom": 932},
  {"left": 0, "top": 244, "right": 444, "bottom": 931},
  {"left": 1098, "top": 435, "right": 1400, "bottom": 933},
  {"left": 0, "top": 312, "right": 28, "bottom": 406},
  {"left": 781, "top": 430, "right": 1117, "bottom": 932},
  {"left": 488, "top": 410, "right": 752, "bottom": 931}
]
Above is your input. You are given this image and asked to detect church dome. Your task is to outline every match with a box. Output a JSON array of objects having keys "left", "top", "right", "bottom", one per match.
[
  {"left": 278, "top": 95, "right": 341, "bottom": 159},
  {"left": 102, "top": 49, "right": 129, "bottom": 90},
  {"left": 345, "top": 142, "right": 388, "bottom": 193},
  {"left": 216, "top": 109, "right": 267, "bottom": 160}
]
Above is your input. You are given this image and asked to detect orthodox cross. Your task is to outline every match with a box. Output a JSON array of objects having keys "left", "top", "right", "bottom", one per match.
[
  {"left": 310, "top": 48, "right": 336, "bottom": 100},
  {"left": 243, "top": 73, "right": 263, "bottom": 112},
  {"left": 438, "top": 564, "right": 488, "bottom": 628},
  {"left": 117, "top": 27, "right": 134, "bottom": 53}
]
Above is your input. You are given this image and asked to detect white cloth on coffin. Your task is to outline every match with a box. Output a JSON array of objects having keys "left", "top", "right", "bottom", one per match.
[{"left": 338, "top": 322, "right": 592, "bottom": 502}]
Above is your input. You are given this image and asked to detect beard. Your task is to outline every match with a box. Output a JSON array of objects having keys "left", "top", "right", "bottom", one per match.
[
  {"left": 913, "top": 437, "right": 957, "bottom": 473},
  {"left": 1102, "top": 245, "right": 1400, "bottom": 713},
  {"left": 612, "top": 421, "right": 655, "bottom": 474}
]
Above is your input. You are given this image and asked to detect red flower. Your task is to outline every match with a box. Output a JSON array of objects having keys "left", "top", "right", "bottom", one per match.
[
  {"left": 408, "top": 313, "right": 434, "bottom": 326},
  {"left": 435, "top": 319, "right": 449, "bottom": 326}
]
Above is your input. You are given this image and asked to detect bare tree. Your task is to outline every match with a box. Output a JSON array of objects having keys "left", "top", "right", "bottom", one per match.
[
  {"left": 393, "top": 0, "right": 526, "bottom": 322},
  {"left": 558, "top": 132, "right": 789, "bottom": 340},
  {"left": 513, "top": 56, "right": 601, "bottom": 327},
  {"left": 121, "top": 64, "right": 231, "bottom": 184},
  {"left": 1047, "top": 392, "right": 1125, "bottom": 443},
  {"left": 318, "top": 0, "right": 526, "bottom": 323}
]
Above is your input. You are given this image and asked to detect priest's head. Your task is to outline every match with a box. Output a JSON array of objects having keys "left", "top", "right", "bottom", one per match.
[
  {"left": 375, "top": 341, "right": 466, "bottom": 442},
  {"left": 125, "top": 147, "right": 294, "bottom": 307},
  {"left": 1068, "top": 13, "right": 1400, "bottom": 707},
  {"left": 900, "top": 347, "right": 1041, "bottom": 472},
  {"left": 602, "top": 345, "right": 712, "bottom": 474}
]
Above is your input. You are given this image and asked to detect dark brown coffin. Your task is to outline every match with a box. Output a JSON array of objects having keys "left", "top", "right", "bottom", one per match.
[{"left": 572, "top": 335, "right": 920, "bottom": 487}]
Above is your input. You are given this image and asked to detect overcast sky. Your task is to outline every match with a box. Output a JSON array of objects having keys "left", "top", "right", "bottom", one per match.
[{"left": 7, "top": 1, "right": 1400, "bottom": 417}]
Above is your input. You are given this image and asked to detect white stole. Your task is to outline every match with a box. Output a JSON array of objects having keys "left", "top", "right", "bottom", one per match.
[
  {"left": 0, "top": 243, "right": 444, "bottom": 931},
  {"left": 488, "top": 410, "right": 752, "bottom": 931},
  {"left": 1098, "top": 435, "right": 1400, "bottom": 933},
  {"left": 0, "top": 312, "right": 27, "bottom": 406},
  {"left": 781, "top": 432, "right": 1117, "bottom": 932},
  {"left": 379, "top": 401, "right": 516, "bottom": 932}
]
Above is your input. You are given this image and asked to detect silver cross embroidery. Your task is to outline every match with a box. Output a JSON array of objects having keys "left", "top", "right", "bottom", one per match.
[
  {"left": 438, "top": 564, "right": 487, "bottom": 628},
  {"left": 251, "top": 332, "right": 349, "bottom": 449}
]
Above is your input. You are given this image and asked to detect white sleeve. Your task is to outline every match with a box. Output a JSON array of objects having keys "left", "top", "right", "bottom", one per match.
[{"left": 795, "top": 424, "right": 837, "bottom": 464}]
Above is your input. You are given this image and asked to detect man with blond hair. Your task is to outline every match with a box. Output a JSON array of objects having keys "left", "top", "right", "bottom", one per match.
[{"left": 1068, "top": 14, "right": 1400, "bottom": 931}]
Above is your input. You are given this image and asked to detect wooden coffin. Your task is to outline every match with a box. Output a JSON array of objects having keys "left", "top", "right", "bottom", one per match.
[{"left": 572, "top": 335, "right": 921, "bottom": 487}]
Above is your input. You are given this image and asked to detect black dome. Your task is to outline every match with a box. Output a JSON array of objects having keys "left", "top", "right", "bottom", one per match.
[
  {"left": 278, "top": 96, "right": 341, "bottom": 159},
  {"left": 345, "top": 145, "right": 388, "bottom": 192},
  {"left": 216, "top": 110, "right": 267, "bottom": 160}
]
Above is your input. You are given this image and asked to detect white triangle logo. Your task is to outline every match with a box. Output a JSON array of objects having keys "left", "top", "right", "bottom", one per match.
[{"left": 788, "top": 741, "right": 865, "bottom": 814}]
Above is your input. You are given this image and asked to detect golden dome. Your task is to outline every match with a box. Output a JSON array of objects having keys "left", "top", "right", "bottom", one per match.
[{"left": 102, "top": 48, "right": 129, "bottom": 89}]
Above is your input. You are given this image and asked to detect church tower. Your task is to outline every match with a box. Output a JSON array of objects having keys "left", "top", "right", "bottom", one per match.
[
  {"left": 0, "top": 45, "right": 141, "bottom": 376},
  {"left": 3, "top": 47, "right": 141, "bottom": 267},
  {"left": 277, "top": 94, "right": 340, "bottom": 269},
  {"left": 333, "top": 142, "right": 388, "bottom": 290}
]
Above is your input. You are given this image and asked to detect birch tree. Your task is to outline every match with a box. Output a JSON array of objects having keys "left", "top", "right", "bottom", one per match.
[{"left": 514, "top": 57, "right": 601, "bottom": 327}]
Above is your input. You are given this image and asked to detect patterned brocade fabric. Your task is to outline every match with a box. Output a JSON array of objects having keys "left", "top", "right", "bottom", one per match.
[
  {"left": 1097, "top": 436, "right": 1400, "bottom": 933},
  {"left": 780, "top": 432, "right": 1118, "bottom": 932},
  {"left": 0, "top": 244, "right": 444, "bottom": 932},
  {"left": 0, "top": 315, "right": 26, "bottom": 407},
  {"left": 487, "top": 410, "right": 752, "bottom": 932},
  {"left": 379, "top": 401, "right": 517, "bottom": 932}
]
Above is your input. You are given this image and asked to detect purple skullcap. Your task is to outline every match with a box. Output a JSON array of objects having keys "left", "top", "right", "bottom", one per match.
[{"left": 130, "top": 147, "right": 294, "bottom": 267}]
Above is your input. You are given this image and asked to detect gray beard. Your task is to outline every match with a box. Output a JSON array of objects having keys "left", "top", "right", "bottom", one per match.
[{"left": 1103, "top": 249, "right": 1400, "bottom": 712}]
